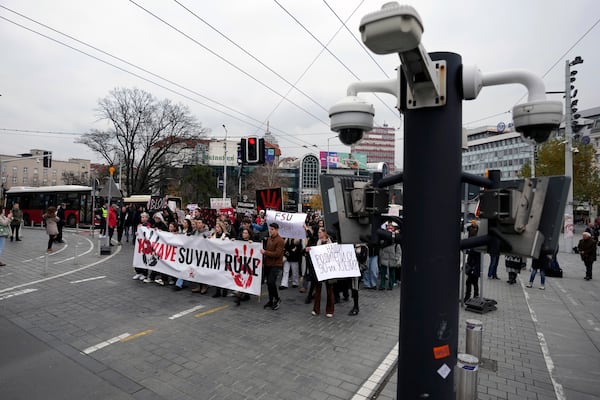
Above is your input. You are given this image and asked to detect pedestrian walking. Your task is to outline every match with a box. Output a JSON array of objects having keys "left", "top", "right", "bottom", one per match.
[
  {"left": 526, "top": 256, "right": 548, "bottom": 290},
  {"left": 55, "top": 203, "right": 66, "bottom": 243},
  {"left": 487, "top": 253, "right": 500, "bottom": 279},
  {"left": 578, "top": 231, "right": 597, "bottom": 281},
  {"left": 0, "top": 206, "right": 11, "bottom": 266},
  {"left": 43, "top": 206, "right": 59, "bottom": 253},
  {"left": 9, "top": 202, "right": 22, "bottom": 241}
]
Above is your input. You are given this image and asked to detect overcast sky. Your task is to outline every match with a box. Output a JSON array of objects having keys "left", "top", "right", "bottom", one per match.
[{"left": 1, "top": 0, "right": 599, "bottom": 167}]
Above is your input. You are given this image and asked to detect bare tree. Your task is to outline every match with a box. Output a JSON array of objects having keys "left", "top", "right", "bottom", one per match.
[
  {"left": 77, "top": 88, "right": 208, "bottom": 195},
  {"left": 244, "top": 162, "right": 291, "bottom": 202}
]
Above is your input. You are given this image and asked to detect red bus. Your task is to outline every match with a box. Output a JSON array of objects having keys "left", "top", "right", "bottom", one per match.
[{"left": 4, "top": 185, "right": 95, "bottom": 227}]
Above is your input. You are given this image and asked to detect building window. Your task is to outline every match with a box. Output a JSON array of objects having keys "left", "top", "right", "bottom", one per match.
[
  {"left": 23, "top": 167, "right": 28, "bottom": 174},
  {"left": 22, "top": 177, "right": 28, "bottom": 185}
]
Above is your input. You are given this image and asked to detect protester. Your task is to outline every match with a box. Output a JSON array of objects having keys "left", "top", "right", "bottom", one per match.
[
  {"left": 0, "top": 206, "right": 10, "bottom": 266},
  {"left": 43, "top": 206, "right": 59, "bottom": 253},
  {"left": 9, "top": 202, "right": 22, "bottom": 242},
  {"left": 308, "top": 227, "right": 335, "bottom": 317},
  {"left": 132, "top": 212, "right": 151, "bottom": 281},
  {"left": 260, "top": 222, "right": 285, "bottom": 310}
]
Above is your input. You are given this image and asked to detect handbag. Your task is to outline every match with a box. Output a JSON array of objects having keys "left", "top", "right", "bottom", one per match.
[{"left": 0, "top": 225, "right": 10, "bottom": 237}]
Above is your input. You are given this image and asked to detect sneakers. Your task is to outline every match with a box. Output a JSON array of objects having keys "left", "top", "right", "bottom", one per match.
[
  {"left": 154, "top": 278, "right": 165, "bottom": 286},
  {"left": 263, "top": 301, "right": 273, "bottom": 309},
  {"left": 138, "top": 275, "right": 147, "bottom": 281},
  {"left": 325, "top": 313, "right": 333, "bottom": 318},
  {"left": 311, "top": 310, "right": 318, "bottom": 316},
  {"left": 539, "top": 286, "right": 545, "bottom": 290},
  {"left": 143, "top": 277, "right": 152, "bottom": 283},
  {"left": 132, "top": 273, "right": 143, "bottom": 280},
  {"left": 526, "top": 283, "right": 533, "bottom": 288},
  {"left": 272, "top": 298, "right": 281, "bottom": 310},
  {"left": 279, "top": 286, "right": 288, "bottom": 290},
  {"left": 348, "top": 308, "right": 359, "bottom": 316}
]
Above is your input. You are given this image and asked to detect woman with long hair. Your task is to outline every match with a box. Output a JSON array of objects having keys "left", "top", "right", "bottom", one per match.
[
  {"left": 307, "top": 227, "right": 335, "bottom": 318},
  {"left": 43, "top": 206, "right": 59, "bottom": 253}
]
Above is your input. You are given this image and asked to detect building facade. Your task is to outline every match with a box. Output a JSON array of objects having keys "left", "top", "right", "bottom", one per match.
[
  {"left": 1, "top": 149, "right": 91, "bottom": 191},
  {"left": 351, "top": 124, "right": 397, "bottom": 172}
]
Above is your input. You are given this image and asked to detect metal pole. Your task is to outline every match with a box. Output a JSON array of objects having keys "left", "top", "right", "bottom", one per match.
[
  {"left": 564, "top": 60, "right": 574, "bottom": 251},
  {"left": 397, "top": 52, "right": 462, "bottom": 398},
  {"left": 222, "top": 124, "right": 228, "bottom": 199}
]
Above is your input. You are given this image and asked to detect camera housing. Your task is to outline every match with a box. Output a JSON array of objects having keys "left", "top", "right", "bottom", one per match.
[
  {"left": 359, "top": 3, "right": 423, "bottom": 54},
  {"left": 512, "top": 100, "right": 563, "bottom": 144},
  {"left": 329, "top": 96, "right": 375, "bottom": 145}
]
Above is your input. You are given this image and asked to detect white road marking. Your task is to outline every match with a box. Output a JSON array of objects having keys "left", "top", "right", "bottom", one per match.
[
  {"left": 169, "top": 305, "right": 206, "bottom": 320},
  {"left": 0, "top": 288, "right": 38, "bottom": 301},
  {"left": 521, "top": 281, "right": 566, "bottom": 400},
  {"left": 70, "top": 276, "right": 106, "bottom": 284},
  {"left": 0, "top": 239, "right": 121, "bottom": 295},
  {"left": 555, "top": 282, "right": 578, "bottom": 306},
  {"left": 587, "top": 319, "right": 600, "bottom": 332},
  {"left": 82, "top": 333, "right": 131, "bottom": 354}
]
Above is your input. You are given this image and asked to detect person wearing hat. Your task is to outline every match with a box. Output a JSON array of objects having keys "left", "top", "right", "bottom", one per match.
[
  {"left": 578, "top": 231, "right": 597, "bottom": 281},
  {"left": 55, "top": 202, "right": 66, "bottom": 243},
  {"left": 260, "top": 222, "right": 285, "bottom": 310}
]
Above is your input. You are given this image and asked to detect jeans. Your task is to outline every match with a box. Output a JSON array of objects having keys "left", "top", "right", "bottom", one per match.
[
  {"left": 529, "top": 268, "right": 545, "bottom": 285},
  {"left": 281, "top": 260, "right": 300, "bottom": 287},
  {"left": 488, "top": 254, "right": 499, "bottom": 278},
  {"left": 0, "top": 236, "right": 5, "bottom": 256},
  {"left": 363, "top": 255, "right": 378, "bottom": 288}
]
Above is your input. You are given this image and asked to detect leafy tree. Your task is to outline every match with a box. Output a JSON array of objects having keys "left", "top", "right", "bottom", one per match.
[
  {"left": 77, "top": 88, "right": 208, "bottom": 195},
  {"left": 522, "top": 138, "right": 600, "bottom": 206}
]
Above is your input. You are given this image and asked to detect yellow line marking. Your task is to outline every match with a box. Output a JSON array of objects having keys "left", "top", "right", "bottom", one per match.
[
  {"left": 120, "top": 329, "right": 154, "bottom": 342},
  {"left": 194, "top": 305, "right": 229, "bottom": 318}
]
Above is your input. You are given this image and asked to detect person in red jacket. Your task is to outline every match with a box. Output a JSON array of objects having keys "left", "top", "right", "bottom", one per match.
[{"left": 107, "top": 204, "right": 118, "bottom": 246}]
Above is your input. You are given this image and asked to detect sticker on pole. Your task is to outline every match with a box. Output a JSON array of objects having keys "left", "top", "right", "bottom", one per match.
[
  {"left": 433, "top": 344, "right": 451, "bottom": 359},
  {"left": 437, "top": 363, "right": 451, "bottom": 379}
]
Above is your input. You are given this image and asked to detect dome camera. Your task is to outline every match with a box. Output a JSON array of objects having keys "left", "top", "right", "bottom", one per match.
[
  {"left": 512, "top": 100, "right": 563, "bottom": 144},
  {"left": 329, "top": 96, "right": 375, "bottom": 146}
]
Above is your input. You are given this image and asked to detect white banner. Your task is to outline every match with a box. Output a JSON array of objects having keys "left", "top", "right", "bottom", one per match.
[
  {"left": 265, "top": 210, "right": 307, "bottom": 239},
  {"left": 309, "top": 243, "right": 361, "bottom": 281},
  {"left": 133, "top": 227, "right": 263, "bottom": 295}
]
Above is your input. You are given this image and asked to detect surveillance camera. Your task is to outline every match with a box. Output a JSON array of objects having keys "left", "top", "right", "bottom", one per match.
[
  {"left": 329, "top": 96, "right": 374, "bottom": 145},
  {"left": 512, "top": 100, "right": 563, "bottom": 144},
  {"left": 359, "top": 3, "right": 423, "bottom": 54}
]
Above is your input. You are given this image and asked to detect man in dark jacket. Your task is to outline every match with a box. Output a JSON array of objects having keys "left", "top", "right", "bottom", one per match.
[
  {"left": 578, "top": 231, "right": 597, "bottom": 280},
  {"left": 260, "top": 223, "right": 285, "bottom": 310},
  {"left": 464, "top": 250, "right": 481, "bottom": 302}
]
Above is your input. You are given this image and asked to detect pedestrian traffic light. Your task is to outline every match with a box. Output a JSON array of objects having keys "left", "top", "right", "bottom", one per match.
[
  {"left": 43, "top": 151, "right": 52, "bottom": 168},
  {"left": 244, "top": 137, "right": 265, "bottom": 164}
]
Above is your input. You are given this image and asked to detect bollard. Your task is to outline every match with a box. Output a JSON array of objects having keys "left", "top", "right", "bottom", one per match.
[
  {"left": 465, "top": 319, "right": 483, "bottom": 361},
  {"left": 456, "top": 353, "right": 478, "bottom": 400}
]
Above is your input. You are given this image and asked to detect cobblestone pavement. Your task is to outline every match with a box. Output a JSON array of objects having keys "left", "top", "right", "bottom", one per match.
[{"left": 1, "top": 227, "right": 598, "bottom": 399}]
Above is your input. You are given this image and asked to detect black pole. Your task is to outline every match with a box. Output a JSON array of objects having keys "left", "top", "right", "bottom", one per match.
[{"left": 397, "top": 52, "right": 462, "bottom": 399}]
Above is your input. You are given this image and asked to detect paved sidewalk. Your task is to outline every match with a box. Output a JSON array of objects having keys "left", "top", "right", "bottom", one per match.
[{"left": 1, "top": 228, "right": 598, "bottom": 399}]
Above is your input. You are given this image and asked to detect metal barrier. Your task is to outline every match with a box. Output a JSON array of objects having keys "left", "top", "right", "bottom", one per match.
[
  {"left": 465, "top": 319, "right": 483, "bottom": 360},
  {"left": 456, "top": 353, "right": 478, "bottom": 400}
]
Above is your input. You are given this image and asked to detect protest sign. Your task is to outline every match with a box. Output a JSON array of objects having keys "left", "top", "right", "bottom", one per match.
[
  {"left": 133, "top": 227, "right": 263, "bottom": 295},
  {"left": 265, "top": 210, "right": 307, "bottom": 239},
  {"left": 309, "top": 243, "right": 361, "bottom": 281}
]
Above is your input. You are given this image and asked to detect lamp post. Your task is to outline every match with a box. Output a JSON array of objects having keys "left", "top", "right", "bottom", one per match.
[
  {"left": 222, "top": 124, "right": 228, "bottom": 199},
  {"left": 564, "top": 56, "right": 583, "bottom": 250}
]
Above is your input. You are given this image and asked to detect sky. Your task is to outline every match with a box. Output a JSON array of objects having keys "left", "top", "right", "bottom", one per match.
[{"left": 1, "top": 0, "right": 599, "bottom": 168}]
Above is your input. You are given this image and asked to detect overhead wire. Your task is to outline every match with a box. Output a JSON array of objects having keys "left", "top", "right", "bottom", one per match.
[
  {"left": 0, "top": 6, "right": 315, "bottom": 149},
  {"left": 128, "top": 0, "right": 329, "bottom": 127}
]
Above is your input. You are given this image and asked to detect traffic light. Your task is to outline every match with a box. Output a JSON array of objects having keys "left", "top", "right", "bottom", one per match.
[
  {"left": 43, "top": 151, "right": 52, "bottom": 168},
  {"left": 244, "top": 137, "right": 265, "bottom": 164},
  {"left": 237, "top": 141, "right": 244, "bottom": 165}
]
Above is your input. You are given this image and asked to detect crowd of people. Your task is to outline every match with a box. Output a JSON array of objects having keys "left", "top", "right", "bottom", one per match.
[{"left": 122, "top": 205, "right": 403, "bottom": 318}]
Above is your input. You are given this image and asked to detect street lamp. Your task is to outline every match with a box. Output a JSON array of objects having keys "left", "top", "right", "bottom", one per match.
[
  {"left": 564, "top": 56, "right": 584, "bottom": 250},
  {"left": 222, "top": 124, "right": 228, "bottom": 199}
]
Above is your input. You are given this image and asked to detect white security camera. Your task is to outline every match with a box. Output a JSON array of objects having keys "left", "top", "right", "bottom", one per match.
[
  {"left": 512, "top": 100, "right": 563, "bottom": 144},
  {"left": 329, "top": 96, "right": 375, "bottom": 145},
  {"left": 359, "top": 2, "right": 423, "bottom": 54}
]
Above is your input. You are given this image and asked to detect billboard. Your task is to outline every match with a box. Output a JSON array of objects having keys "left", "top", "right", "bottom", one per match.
[
  {"left": 319, "top": 151, "right": 367, "bottom": 170},
  {"left": 207, "top": 140, "right": 238, "bottom": 167}
]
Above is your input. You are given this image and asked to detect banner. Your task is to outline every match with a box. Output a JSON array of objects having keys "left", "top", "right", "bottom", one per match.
[
  {"left": 133, "top": 227, "right": 263, "bottom": 295},
  {"left": 309, "top": 243, "right": 361, "bottom": 281},
  {"left": 265, "top": 210, "right": 307, "bottom": 239},
  {"left": 256, "top": 188, "right": 282, "bottom": 211}
]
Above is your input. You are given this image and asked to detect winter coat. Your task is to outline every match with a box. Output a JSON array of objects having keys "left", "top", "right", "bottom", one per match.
[
  {"left": 578, "top": 237, "right": 597, "bottom": 263},
  {"left": 43, "top": 213, "right": 59, "bottom": 236},
  {"left": 379, "top": 243, "right": 401, "bottom": 268}
]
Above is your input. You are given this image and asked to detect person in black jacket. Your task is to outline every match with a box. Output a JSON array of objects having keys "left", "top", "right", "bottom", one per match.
[
  {"left": 280, "top": 238, "right": 303, "bottom": 289},
  {"left": 464, "top": 250, "right": 481, "bottom": 302},
  {"left": 55, "top": 203, "right": 66, "bottom": 243}
]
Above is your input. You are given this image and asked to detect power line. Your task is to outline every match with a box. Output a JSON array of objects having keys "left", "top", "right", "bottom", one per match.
[
  {"left": 0, "top": 8, "right": 317, "bottom": 150},
  {"left": 172, "top": 0, "right": 328, "bottom": 113},
  {"left": 128, "top": 0, "right": 329, "bottom": 126}
]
